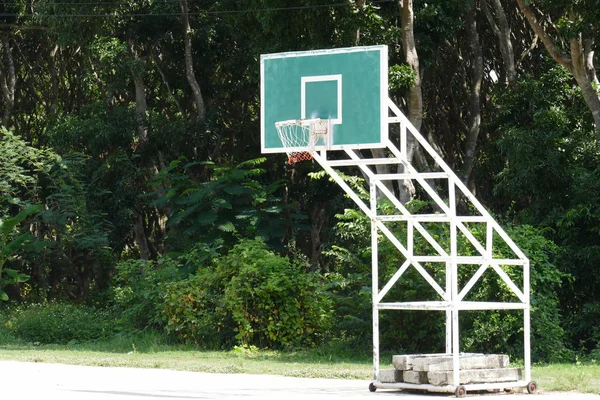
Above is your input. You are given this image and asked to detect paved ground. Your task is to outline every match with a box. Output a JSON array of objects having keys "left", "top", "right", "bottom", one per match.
[{"left": 2, "top": 361, "right": 599, "bottom": 399}]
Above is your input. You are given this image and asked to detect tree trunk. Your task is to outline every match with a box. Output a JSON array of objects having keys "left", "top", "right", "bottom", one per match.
[
  {"left": 483, "top": 0, "right": 516, "bottom": 85},
  {"left": 133, "top": 213, "right": 151, "bottom": 260},
  {"left": 47, "top": 43, "right": 59, "bottom": 117},
  {"left": 129, "top": 39, "right": 155, "bottom": 260},
  {"left": 129, "top": 40, "right": 149, "bottom": 146},
  {"left": 310, "top": 203, "right": 327, "bottom": 270},
  {"left": 0, "top": 35, "right": 16, "bottom": 129},
  {"left": 397, "top": 0, "right": 423, "bottom": 204},
  {"left": 179, "top": 0, "right": 206, "bottom": 122},
  {"left": 584, "top": 39, "right": 599, "bottom": 86},
  {"left": 462, "top": 6, "right": 484, "bottom": 187},
  {"left": 571, "top": 36, "right": 600, "bottom": 138},
  {"left": 353, "top": 1, "right": 394, "bottom": 197},
  {"left": 355, "top": 0, "right": 365, "bottom": 44}
]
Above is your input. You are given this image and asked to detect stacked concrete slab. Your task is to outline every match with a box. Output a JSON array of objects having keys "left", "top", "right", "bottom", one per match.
[{"left": 380, "top": 353, "right": 522, "bottom": 386}]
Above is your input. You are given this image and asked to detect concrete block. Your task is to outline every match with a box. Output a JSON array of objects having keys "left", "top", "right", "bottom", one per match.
[
  {"left": 427, "top": 368, "right": 522, "bottom": 386},
  {"left": 379, "top": 369, "right": 403, "bottom": 383},
  {"left": 411, "top": 354, "right": 509, "bottom": 372},
  {"left": 403, "top": 370, "right": 429, "bottom": 384},
  {"left": 392, "top": 353, "right": 455, "bottom": 371}
]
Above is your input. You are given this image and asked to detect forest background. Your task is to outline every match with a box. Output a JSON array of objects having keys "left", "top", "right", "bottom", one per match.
[{"left": 0, "top": 0, "right": 599, "bottom": 364}]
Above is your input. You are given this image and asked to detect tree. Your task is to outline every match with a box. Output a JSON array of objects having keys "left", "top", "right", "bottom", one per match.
[
  {"left": 482, "top": 0, "right": 516, "bottom": 85},
  {"left": 516, "top": 0, "right": 600, "bottom": 138},
  {"left": 179, "top": 0, "right": 206, "bottom": 122},
  {"left": 396, "top": 0, "right": 423, "bottom": 203},
  {"left": 0, "top": 34, "right": 16, "bottom": 128}
]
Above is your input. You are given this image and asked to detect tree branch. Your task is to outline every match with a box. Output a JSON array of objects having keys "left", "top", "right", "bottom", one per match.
[
  {"left": 152, "top": 46, "right": 186, "bottom": 118},
  {"left": 515, "top": 0, "right": 572, "bottom": 71}
]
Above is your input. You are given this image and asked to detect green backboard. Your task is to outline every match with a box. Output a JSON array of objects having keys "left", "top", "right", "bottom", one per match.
[{"left": 261, "top": 45, "right": 388, "bottom": 153}]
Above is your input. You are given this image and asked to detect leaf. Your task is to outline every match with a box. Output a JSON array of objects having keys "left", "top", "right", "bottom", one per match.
[
  {"left": 212, "top": 198, "right": 232, "bottom": 209},
  {"left": 168, "top": 203, "right": 202, "bottom": 225},
  {"left": 1, "top": 233, "right": 29, "bottom": 258},
  {"left": 23, "top": 240, "right": 51, "bottom": 252},
  {"left": 223, "top": 184, "right": 245, "bottom": 195},
  {"left": 0, "top": 291, "right": 8, "bottom": 301},
  {"left": 196, "top": 213, "right": 218, "bottom": 225},
  {"left": 0, "top": 205, "right": 42, "bottom": 235},
  {"left": 4, "top": 268, "right": 19, "bottom": 278},
  {"left": 218, "top": 222, "right": 236, "bottom": 232}
]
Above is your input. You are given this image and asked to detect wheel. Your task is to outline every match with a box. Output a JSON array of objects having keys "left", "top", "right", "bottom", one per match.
[
  {"left": 455, "top": 385, "right": 466, "bottom": 398},
  {"left": 369, "top": 382, "right": 377, "bottom": 392},
  {"left": 527, "top": 381, "right": 538, "bottom": 394}
]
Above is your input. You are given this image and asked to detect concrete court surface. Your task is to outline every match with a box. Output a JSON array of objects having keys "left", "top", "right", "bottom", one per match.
[{"left": 1, "top": 361, "right": 599, "bottom": 400}]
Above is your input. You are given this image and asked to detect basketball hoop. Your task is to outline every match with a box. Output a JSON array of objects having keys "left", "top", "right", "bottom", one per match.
[{"left": 275, "top": 119, "right": 329, "bottom": 165}]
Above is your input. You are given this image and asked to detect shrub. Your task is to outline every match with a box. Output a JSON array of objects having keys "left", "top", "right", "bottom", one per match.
[
  {"left": 0, "top": 310, "right": 19, "bottom": 344},
  {"left": 221, "top": 238, "right": 333, "bottom": 348},
  {"left": 111, "top": 258, "right": 183, "bottom": 329},
  {"left": 7, "top": 303, "right": 115, "bottom": 344},
  {"left": 161, "top": 238, "right": 333, "bottom": 349},
  {"left": 111, "top": 242, "right": 220, "bottom": 331},
  {"left": 161, "top": 269, "right": 232, "bottom": 349}
]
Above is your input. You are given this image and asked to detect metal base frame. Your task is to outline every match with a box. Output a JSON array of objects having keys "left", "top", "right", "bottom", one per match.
[{"left": 309, "top": 98, "right": 532, "bottom": 394}]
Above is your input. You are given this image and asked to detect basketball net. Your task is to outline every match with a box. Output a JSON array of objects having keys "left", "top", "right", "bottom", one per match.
[{"left": 275, "top": 119, "right": 328, "bottom": 165}]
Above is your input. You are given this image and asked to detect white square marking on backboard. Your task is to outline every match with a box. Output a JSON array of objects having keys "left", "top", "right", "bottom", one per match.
[{"left": 300, "top": 75, "right": 342, "bottom": 125}]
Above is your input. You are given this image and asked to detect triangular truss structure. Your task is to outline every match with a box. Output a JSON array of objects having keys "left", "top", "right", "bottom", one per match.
[{"left": 310, "top": 99, "right": 531, "bottom": 392}]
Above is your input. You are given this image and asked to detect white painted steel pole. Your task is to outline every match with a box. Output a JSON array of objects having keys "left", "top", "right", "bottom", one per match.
[
  {"left": 449, "top": 182, "right": 460, "bottom": 387},
  {"left": 524, "top": 259, "right": 531, "bottom": 383},
  {"left": 446, "top": 180, "right": 455, "bottom": 354},
  {"left": 370, "top": 181, "right": 380, "bottom": 383}
]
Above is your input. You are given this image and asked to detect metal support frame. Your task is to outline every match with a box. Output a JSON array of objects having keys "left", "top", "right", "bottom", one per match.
[{"left": 310, "top": 98, "right": 531, "bottom": 394}]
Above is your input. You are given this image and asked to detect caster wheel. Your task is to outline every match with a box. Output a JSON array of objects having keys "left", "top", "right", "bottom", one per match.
[
  {"left": 455, "top": 385, "right": 466, "bottom": 398},
  {"left": 369, "top": 382, "right": 377, "bottom": 392},
  {"left": 527, "top": 381, "right": 538, "bottom": 394}
]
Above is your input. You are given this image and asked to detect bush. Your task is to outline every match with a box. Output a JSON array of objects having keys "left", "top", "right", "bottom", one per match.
[
  {"left": 110, "top": 242, "right": 218, "bottom": 331},
  {"left": 0, "top": 310, "right": 19, "bottom": 344},
  {"left": 161, "top": 238, "right": 333, "bottom": 349},
  {"left": 221, "top": 238, "right": 333, "bottom": 348},
  {"left": 7, "top": 303, "right": 115, "bottom": 344},
  {"left": 111, "top": 258, "right": 183, "bottom": 330},
  {"left": 161, "top": 269, "right": 232, "bottom": 349}
]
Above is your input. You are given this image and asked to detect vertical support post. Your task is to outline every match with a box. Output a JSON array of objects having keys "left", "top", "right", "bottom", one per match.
[
  {"left": 407, "top": 221, "right": 413, "bottom": 260},
  {"left": 449, "top": 181, "right": 460, "bottom": 387},
  {"left": 400, "top": 122, "right": 407, "bottom": 159},
  {"left": 524, "top": 259, "right": 531, "bottom": 383},
  {"left": 370, "top": 180, "right": 380, "bottom": 383},
  {"left": 446, "top": 181, "right": 455, "bottom": 354},
  {"left": 445, "top": 262, "right": 452, "bottom": 354}
]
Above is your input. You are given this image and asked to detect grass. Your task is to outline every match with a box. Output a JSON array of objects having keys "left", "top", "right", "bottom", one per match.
[
  {"left": 0, "top": 334, "right": 373, "bottom": 379},
  {"left": 1, "top": 313, "right": 599, "bottom": 394},
  {"left": 0, "top": 335, "right": 599, "bottom": 394},
  {"left": 532, "top": 362, "right": 600, "bottom": 394}
]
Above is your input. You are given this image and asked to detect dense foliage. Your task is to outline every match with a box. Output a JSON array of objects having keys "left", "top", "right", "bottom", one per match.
[
  {"left": 0, "top": 0, "right": 599, "bottom": 361},
  {"left": 6, "top": 303, "right": 115, "bottom": 344}
]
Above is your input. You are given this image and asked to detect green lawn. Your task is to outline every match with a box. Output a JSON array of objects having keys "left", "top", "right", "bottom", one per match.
[
  {"left": 0, "top": 341, "right": 599, "bottom": 394},
  {"left": 0, "top": 343, "right": 371, "bottom": 379}
]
